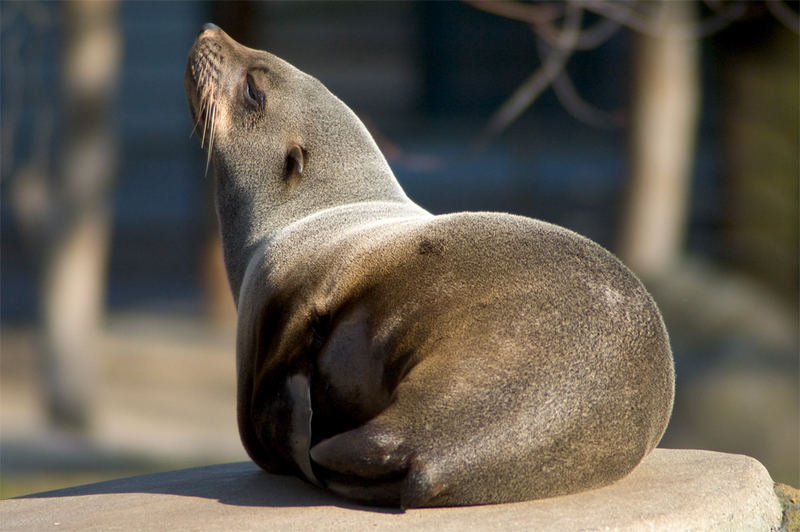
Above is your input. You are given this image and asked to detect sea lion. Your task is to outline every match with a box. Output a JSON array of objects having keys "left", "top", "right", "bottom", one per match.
[{"left": 184, "top": 24, "right": 675, "bottom": 508}]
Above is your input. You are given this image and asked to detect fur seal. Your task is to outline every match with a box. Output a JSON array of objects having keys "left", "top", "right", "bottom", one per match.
[{"left": 184, "top": 24, "right": 675, "bottom": 508}]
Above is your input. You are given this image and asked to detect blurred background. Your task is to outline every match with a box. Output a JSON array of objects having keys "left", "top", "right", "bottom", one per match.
[{"left": 1, "top": 0, "right": 797, "bottom": 498}]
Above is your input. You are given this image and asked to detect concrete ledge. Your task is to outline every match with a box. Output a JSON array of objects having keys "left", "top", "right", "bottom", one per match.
[{"left": 1, "top": 449, "right": 782, "bottom": 531}]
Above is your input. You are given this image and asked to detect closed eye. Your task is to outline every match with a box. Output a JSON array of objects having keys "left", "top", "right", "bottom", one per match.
[{"left": 244, "top": 74, "right": 264, "bottom": 108}]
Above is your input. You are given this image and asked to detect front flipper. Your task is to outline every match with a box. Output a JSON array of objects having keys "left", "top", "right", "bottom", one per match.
[{"left": 285, "top": 374, "right": 322, "bottom": 487}]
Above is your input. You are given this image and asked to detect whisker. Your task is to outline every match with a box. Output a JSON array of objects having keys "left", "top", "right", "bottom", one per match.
[
  {"left": 205, "top": 103, "right": 216, "bottom": 176},
  {"left": 188, "top": 52, "right": 220, "bottom": 174},
  {"left": 201, "top": 94, "right": 211, "bottom": 149},
  {"left": 190, "top": 100, "right": 203, "bottom": 139}
]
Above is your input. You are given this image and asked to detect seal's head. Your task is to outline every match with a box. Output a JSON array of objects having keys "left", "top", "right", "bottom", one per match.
[
  {"left": 185, "top": 24, "right": 307, "bottom": 183},
  {"left": 184, "top": 24, "right": 406, "bottom": 242},
  {"left": 185, "top": 24, "right": 411, "bottom": 296}
]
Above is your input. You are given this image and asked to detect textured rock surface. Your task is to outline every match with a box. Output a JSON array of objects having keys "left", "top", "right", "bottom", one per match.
[
  {"left": 1, "top": 449, "right": 783, "bottom": 531},
  {"left": 775, "top": 482, "right": 800, "bottom": 532}
]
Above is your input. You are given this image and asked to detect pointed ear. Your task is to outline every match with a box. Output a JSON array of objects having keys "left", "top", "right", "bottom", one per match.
[{"left": 286, "top": 144, "right": 305, "bottom": 180}]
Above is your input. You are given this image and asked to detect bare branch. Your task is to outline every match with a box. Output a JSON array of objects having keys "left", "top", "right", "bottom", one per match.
[
  {"left": 533, "top": 28, "right": 626, "bottom": 129},
  {"left": 578, "top": 0, "right": 656, "bottom": 35},
  {"left": 579, "top": 0, "right": 747, "bottom": 39},
  {"left": 476, "top": 4, "right": 583, "bottom": 148},
  {"left": 691, "top": 1, "right": 749, "bottom": 36},
  {"left": 534, "top": 10, "right": 622, "bottom": 50},
  {"left": 703, "top": 0, "right": 733, "bottom": 15},
  {"left": 468, "top": 0, "right": 622, "bottom": 51},
  {"left": 766, "top": 0, "right": 800, "bottom": 33},
  {"left": 572, "top": 15, "right": 623, "bottom": 49},
  {"left": 552, "top": 70, "right": 626, "bottom": 129},
  {"left": 466, "top": 0, "right": 564, "bottom": 25}
]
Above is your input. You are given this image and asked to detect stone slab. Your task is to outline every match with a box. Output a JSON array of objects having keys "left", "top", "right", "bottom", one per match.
[{"left": 0, "top": 449, "right": 782, "bottom": 531}]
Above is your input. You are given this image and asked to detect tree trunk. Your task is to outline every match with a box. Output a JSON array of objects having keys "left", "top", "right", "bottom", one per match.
[
  {"left": 39, "top": 0, "right": 120, "bottom": 431},
  {"left": 619, "top": 0, "right": 699, "bottom": 279}
]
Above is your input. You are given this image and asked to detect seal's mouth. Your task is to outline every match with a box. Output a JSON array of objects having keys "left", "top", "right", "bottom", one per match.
[{"left": 185, "top": 33, "right": 224, "bottom": 172}]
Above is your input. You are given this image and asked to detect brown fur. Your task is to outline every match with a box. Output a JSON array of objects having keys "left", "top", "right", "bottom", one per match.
[{"left": 185, "top": 25, "right": 674, "bottom": 508}]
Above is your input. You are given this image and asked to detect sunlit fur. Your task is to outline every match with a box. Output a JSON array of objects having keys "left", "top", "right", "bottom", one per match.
[{"left": 184, "top": 27, "right": 675, "bottom": 509}]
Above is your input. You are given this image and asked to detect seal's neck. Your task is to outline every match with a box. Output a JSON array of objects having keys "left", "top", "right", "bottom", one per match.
[
  {"left": 214, "top": 157, "right": 415, "bottom": 305},
  {"left": 212, "top": 80, "right": 419, "bottom": 303}
]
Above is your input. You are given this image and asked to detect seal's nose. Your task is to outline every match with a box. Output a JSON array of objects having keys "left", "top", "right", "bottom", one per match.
[{"left": 200, "top": 22, "right": 220, "bottom": 34}]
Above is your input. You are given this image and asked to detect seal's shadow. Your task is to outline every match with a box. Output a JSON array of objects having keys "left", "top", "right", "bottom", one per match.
[{"left": 19, "top": 462, "right": 404, "bottom": 514}]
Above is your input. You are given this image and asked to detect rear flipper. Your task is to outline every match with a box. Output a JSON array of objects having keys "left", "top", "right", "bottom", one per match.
[
  {"left": 283, "top": 372, "right": 423, "bottom": 505},
  {"left": 309, "top": 417, "right": 458, "bottom": 508},
  {"left": 310, "top": 421, "right": 430, "bottom": 507}
]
